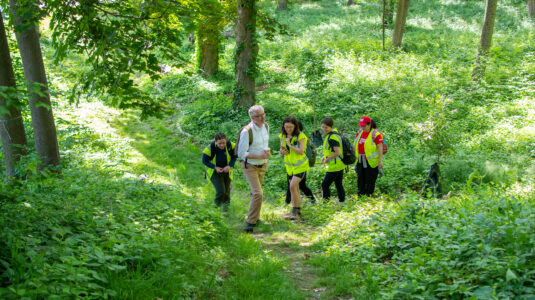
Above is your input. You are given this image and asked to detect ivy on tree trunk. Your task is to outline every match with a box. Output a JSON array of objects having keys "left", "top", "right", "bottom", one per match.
[
  {"left": 234, "top": 0, "right": 257, "bottom": 108},
  {"left": 196, "top": 23, "right": 221, "bottom": 77},
  {"left": 0, "top": 10, "right": 28, "bottom": 179}
]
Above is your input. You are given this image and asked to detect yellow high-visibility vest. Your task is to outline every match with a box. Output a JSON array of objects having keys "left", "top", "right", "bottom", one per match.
[
  {"left": 323, "top": 129, "right": 346, "bottom": 172},
  {"left": 203, "top": 141, "right": 235, "bottom": 180},
  {"left": 355, "top": 130, "right": 380, "bottom": 168},
  {"left": 280, "top": 132, "right": 310, "bottom": 175}
]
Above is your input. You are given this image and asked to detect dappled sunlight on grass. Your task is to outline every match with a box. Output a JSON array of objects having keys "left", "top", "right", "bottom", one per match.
[
  {"left": 197, "top": 78, "right": 220, "bottom": 92},
  {"left": 311, "top": 200, "right": 393, "bottom": 245},
  {"left": 407, "top": 16, "right": 434, "bottom": 30},
  {"left": 506, "top": 182, "right": 535, "bottom": 199},
  {"left": 300, "top": 2, "right": 322, "bottom": 9},
  {"left": 442, "top": 16, "right": 480, "bottom": 33},
  {"left": 58, "top": 101, "right": 121, "bottom": 135}
]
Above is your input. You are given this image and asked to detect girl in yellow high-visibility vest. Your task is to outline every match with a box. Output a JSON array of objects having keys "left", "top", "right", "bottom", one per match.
[
  {"left": 280, "top": 116, "right": 310, "bottom": 220},
  {"left": 320, "top": 117, "right": 346, "bottom": 203}
]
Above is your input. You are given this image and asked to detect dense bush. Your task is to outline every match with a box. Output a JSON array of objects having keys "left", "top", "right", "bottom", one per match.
[{"left": 307, "top": 186, "right": 535, "bottom": 298}]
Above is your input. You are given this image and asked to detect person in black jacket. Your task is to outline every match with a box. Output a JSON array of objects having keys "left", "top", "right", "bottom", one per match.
[{"left": 202, "top": 132, "right": 237, "bottom": 209}]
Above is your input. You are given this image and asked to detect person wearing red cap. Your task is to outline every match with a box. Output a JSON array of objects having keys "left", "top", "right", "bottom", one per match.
[{"left": 354, "top": 116, "right": 384, "bottom": 197}]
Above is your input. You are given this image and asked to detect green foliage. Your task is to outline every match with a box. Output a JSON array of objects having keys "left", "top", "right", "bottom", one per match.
[
  {"left": 299, "top": 48, "right": 330, "bottom": 94},
  {"left": 412, "top": 95, "right": 456, "bottom": 162},
  {"left": 46, "top": 0, "right": 196, "bottom": 117},
  {"left": 306, "top": 186, "right": 535, "bottom": 298}
]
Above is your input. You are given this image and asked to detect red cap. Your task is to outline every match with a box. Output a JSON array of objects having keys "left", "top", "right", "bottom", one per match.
[{"left": 358, "top": 116, "right": 371, "bottom": 126}]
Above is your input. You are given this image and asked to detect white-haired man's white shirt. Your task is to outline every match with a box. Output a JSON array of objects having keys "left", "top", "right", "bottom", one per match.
[{"left": 237, "top": 121, "right": 269, "bottom": 165}]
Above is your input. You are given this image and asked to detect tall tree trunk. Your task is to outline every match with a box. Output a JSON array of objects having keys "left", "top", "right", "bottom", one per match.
[
  {"left": 196, "top": 23, "right": 221, "bottom": 77},
  {"left": 347, "top": 0, "right": 354, "bottom": 6},
  {"left": 390, "top": 0, "right": 410, "bottom": 50},
  {"left": 234, "top": 0, "right": 257, "bottom": 108},
  {"left": 472, "top": 0, "right": 498, "bottom": 80},
  {"left": 529, "top": 0, "right": 535, "bottom": 18},
  {"left": 10, "top": 0, "right": 60, "bottom": 169},
  {"left": 277, "top": 0, "right": 288, "bottom": 10},
  {"left": 0, "top": 10, "right": 27, "bottom": 179}
]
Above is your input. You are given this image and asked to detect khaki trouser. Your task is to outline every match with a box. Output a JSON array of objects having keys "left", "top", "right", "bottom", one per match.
[{"left": 241, "top": 161, "right": 267, "bottom": 224}]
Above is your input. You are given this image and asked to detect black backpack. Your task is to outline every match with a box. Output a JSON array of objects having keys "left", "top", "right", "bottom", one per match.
[{"left": 328, "top": 132, "right": 356, "bottom": 165}]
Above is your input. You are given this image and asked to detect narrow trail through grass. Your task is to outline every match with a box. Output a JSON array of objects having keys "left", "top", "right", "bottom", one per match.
[{"left": 229, "top": 188, "right": 332, "bottom": 299}]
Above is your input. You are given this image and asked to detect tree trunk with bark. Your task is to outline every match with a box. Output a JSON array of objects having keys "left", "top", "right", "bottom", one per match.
[
  {"left": 234, "top": 0, "right": 257, "bottom": 108},
  {"left": 347, "top": 0, "right": 354, "bottom": 6},
  {"left": 277, "top": 0, "right": 288, "bottom": 10},
  {"left": 390, "top": 0, "right": 410, "bottom": 50},
  {"left": 10, "top": 0, "right": 60, "bottom": 169},
  {"left": 472, "top": 0, "right": 498, "bottom": 80},
  {"left": 529, "top": 0, "right": 535, "bottom": 18},
  {"left": 0, "top": 10, "right": 27, "bottom": 179},
  {"left": 196, "top": 23, "right": 221, "bottom": 77}
]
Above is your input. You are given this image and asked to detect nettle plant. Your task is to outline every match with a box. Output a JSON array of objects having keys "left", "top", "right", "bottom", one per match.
[
  {"left": 300, "top": 49, "right": 330, "bottom": 94},
  {"left": 413, "top": 95, "right": 456, "bottom": 163}
]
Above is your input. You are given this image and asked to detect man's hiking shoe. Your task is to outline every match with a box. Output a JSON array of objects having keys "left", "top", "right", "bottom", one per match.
[{"left": 244, "top": 222, "right": 254, "bottom": 233}]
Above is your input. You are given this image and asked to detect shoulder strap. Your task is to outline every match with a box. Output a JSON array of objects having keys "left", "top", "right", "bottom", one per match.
[
  {"left": 209, "top": 142, "right": 216, "bottom": 160},
  {"left": 355, "top": 129, "right": 363, "bottom": 147},
  {"left": 371, "top": 129, "right": 377, "bottom": 146},
  {"left": 226, "top": 140, "right": 232, "bottom": 154},
  {"left": 247, "top": 126, "right": 253, "bottom": 145},
  {"left": 326, "top": 132, "right": 339, "bottom": 151}
]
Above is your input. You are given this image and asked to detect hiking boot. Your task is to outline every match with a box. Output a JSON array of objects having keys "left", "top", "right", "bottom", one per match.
[
  {"left": 244, "top": 222, "right": 254, "bottom": 233},
  {"left": 285, "top": 207, "right": 298, "bottom": 220},
  {"left": 297, "top": 210, "right": 304, "bottom": 221}
]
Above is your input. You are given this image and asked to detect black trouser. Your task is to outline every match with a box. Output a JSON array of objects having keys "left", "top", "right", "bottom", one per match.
[
  {"left": 285, "top": 173, "right": 314, "bottom": 204},
  {"left": 210, "top": 172, "right": 231, "bottom": 206},
  {"left": 321, "top": 170, "right": 345, "bottom": 202},
  {"left": 356, "top": 162, "right": 379, "bottom": 196}
]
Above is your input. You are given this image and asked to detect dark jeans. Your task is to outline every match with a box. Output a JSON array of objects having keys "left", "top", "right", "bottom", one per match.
[
  {"left": 285, "top": 173, "right": 314, "bottom": 204},
  {"left": 356, "top": 162, "right": 379, "bottom": 196},
  {"left": 210, "top": 172, "right": 231, "bottom": 206},
  {"left": 321, "top": 170, "right": 345, "bottom": 202}
]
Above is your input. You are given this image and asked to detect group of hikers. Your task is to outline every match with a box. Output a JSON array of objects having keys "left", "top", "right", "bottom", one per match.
[{"left": 201, "top": 105, "right": 385, "bottom": 233}]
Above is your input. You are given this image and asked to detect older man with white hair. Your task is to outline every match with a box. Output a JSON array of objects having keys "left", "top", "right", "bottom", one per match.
[{"left": 237, "top": 105, "right": 270, "bottom": 233}]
